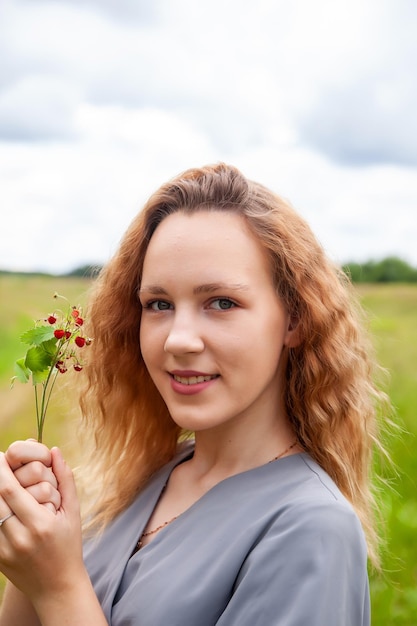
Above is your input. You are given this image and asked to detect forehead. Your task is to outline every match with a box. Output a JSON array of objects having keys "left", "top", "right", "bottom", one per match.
[{"left": 142, "top": 210, "right": 272, "bottom": 282}]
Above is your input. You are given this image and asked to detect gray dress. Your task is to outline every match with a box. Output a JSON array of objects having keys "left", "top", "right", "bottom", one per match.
[{"left": 84, "top": 443, "right": 370, "bottom": 625}]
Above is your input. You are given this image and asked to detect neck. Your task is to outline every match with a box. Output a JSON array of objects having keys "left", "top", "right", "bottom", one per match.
[{"left": 189, "top": 421, "right": 298, "bottom": 480}]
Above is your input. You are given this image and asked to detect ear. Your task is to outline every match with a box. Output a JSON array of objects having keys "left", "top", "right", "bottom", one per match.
[{"left": 284, "top": 314, "right": 302, "bottom": 348}]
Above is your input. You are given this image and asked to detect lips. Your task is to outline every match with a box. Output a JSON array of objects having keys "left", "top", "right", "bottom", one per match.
[{"left": 172, "top": 373, "right": 218, "bottom": 385}]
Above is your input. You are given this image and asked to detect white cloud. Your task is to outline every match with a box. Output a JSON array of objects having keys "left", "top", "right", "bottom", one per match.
[
  {"left": 0, "top": 0, "right": 416, "bottom": 272},
  {"left": 47, "top": 0, "right": 158, "bottom": 23},
  {"left": 0, "top": 75, "right": 80, "bottom": 141},
  {"left": 284, "top": 0, "right": 417, "bottom": 165}
]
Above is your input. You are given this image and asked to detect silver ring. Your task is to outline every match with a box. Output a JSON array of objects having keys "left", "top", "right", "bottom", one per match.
[{"left": 0, "top": 512, "right": 15, "bottom": 527}]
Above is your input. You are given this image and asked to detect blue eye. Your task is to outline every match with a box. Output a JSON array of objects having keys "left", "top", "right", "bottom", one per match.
[
  {"left": 210, "top": 298, "right": 235, "bottom": 310},
  {"left": 147, "top": 300, "right": 173, "bottom": 311}
]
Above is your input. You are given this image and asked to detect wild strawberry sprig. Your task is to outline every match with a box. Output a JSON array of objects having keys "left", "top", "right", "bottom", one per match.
[{"left": 12, "top": 292, "right": 92, "bottom": 443}]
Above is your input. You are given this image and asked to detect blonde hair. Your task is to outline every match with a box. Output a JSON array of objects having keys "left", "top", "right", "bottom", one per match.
[{"left": 78, "top": 163, "right": 390, "bottom": 566}]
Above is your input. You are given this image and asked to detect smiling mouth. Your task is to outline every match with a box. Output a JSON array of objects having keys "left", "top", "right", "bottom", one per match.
[{"left": 172, "top": 374, "right": 219, "bottom": 385}]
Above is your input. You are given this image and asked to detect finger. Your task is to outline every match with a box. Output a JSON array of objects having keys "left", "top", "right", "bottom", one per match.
[
  {"left": 5, "top": 441, "right": 52, "bottom": 471},
  {"left": 42, "top": 502, "right": 57, "bottom": 514},
  {"left": 0, "top": 508, "right": 19, "bottom": 552},
  {"left": 0, "top": 509, "right": 14, "bottom": 526},
  {"left": 51, "top": 448, "right": 79, "bottom": 517},
  {"left": 25, "top": 483, "right": 61, "bottom": 511},
  {"left": 0, "top": 453, "right": 53, "bottom": 525},
  {"left": 14, "top": 462, "right": 58, "bottom": 490}
]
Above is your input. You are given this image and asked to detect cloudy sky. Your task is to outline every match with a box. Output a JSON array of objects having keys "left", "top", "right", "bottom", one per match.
[{"left": 0, "top": 0, "right": 416, "bottom": 274}]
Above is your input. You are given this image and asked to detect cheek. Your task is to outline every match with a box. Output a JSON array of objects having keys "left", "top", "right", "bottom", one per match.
[
  {"left": 252, "top": 318, "right": 289, "bottom": 366},
  {"left": 140, "top": 320, "right": 169, "bottom": 370}
]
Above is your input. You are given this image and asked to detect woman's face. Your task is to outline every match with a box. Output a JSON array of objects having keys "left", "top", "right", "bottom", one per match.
[{"left": 139, "top": 210, "right": 297, "bottom": 436}]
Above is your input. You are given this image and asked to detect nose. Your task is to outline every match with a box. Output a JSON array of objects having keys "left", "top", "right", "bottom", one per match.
[{"left": 164, "top": 310, "right": 204, "bottom": 355}]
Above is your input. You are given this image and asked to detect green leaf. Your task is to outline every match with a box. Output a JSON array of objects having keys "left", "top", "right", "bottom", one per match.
[
  {"left": 14, "top": 357, "right": 30, "bottom": 383},
  {"left": 25, "top": 345, "right": 54, "bottom": 373},
  {"left": 32, "top": 369, "right": 50, "bottom": 384},
  {"left": 20, "top": 326, "right": 56, "bottom": 346},
  {"left": 41, "top": 338, "right": 60, "bottom": 356}
]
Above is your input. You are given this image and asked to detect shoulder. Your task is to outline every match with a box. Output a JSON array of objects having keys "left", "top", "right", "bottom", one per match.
[
  {"left": 230, "top": 458, "right": 370, "bottom": 626},
  {"left": 272, "top": 453, "right": 357, "bottom": 511},
  {"left": 281, "top": 453, "right": 349, "bottom": 500},
  {"left": 264, "top": 454, "right": 368, "bottom": 556}
]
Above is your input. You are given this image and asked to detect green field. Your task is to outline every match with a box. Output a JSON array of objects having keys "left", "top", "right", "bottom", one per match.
[{"left": 0, "top": 275, "right": 416, "bottom": 624}]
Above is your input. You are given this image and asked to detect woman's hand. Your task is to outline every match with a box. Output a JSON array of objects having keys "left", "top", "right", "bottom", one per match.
[
  {"left": 0, "top": 447, "right": 85, "bottom": 604},
  {"left": 5, "top": 440, "right": 61, "bottom": 514},
  {"left": 0, "top": 449, "right": 109, "bottom": 625}
]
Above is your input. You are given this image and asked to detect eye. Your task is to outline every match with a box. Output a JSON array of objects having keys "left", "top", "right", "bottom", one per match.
[
  {"left": 145, "top": 300, "right": 173, "bottom": 311},
  {"left": 209, "top": 298, "right": 236, "bottom": 310}
]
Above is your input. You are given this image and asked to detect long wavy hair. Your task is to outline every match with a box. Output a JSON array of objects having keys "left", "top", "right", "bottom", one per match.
[{"left": 78, "top": 163, "right": 390, "bottom": 566}]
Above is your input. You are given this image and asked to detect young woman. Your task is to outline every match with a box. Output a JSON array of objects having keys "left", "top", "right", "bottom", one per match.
[{"left": 0, "top": 163, "right": 389, "bottom": 625}]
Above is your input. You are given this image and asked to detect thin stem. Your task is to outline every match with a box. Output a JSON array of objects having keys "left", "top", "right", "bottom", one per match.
[
  {"left": 36, "top": 336, "right": 66, "bottom": 442},
  {"left": 34, "top": 385, "right": 41, "bottom": 442},
  {"left": 39, "top": 369, "right": 60, "bottom": 440}
]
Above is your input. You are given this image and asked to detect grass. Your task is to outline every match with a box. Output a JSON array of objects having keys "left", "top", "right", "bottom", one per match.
[
  {"left": 0, "top": 277, "right": 416, "bottom": 624},
  {"left": 357, "top": 284, "right": 417, "bottom": 625}
]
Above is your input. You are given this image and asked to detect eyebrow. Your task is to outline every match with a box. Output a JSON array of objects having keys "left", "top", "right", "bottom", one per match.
[
  {"left": 194, "top": 282, "right": 250, "bottom": 295},
  {"left": 138, "top": 282, "right": 250, "bottom": 296}
]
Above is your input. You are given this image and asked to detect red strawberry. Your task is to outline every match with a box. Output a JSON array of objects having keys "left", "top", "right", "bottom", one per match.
[
  {"left": 71, "top": 309, "right": 80, "bottom": 318},
  {"left": 73, "top": 364, "right": 83, "bottom": 371},
  {"left": 65, "top": 331, "right": 72, "bottom": 339},
  {"left": 47, "top": 315, "right": 57, "bottom": 324},
  {"left": 75, "top": 336, "right": 86, "bottom": 347},
  {"left": 54, "top": 329, "right": 65, "bottom": 339},
  {"left": 75, "top": 317, "right": 84, "bottom": 326}
]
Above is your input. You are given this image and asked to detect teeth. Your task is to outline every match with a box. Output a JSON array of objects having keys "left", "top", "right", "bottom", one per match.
[{"left": 173, "top": 374, "right": 216, "bottom": 385}]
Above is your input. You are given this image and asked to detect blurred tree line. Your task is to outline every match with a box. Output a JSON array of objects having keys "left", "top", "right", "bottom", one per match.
[
  {"left": 0, "top": 265, "right": 102, "bottom": 279},
  {"left": 343, "top": 256, "right": 417, "bottom": 283},
  {"left": 2, "top": 258, "right": 417, "bottom": 283},
  {"left": 65, "top": 264, "right": 102, "bottom": 278},
  {"left": 72, "top": 258, "right": 417, "bottom": 283}
]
